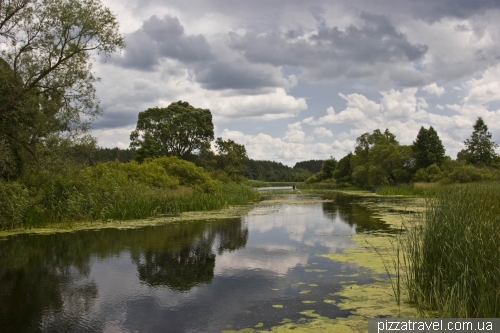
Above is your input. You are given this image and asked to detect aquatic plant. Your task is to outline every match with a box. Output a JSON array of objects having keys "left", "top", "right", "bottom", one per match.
[
  {"left": 402, "top": 182, "right": 500, "bottom": 317},
  {"left": 376, "top": 184, "right": 440, "bottom": 197}
]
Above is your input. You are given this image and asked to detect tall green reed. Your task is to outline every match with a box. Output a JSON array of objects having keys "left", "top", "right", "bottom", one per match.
[{"left": 402, "top": 182, "right": 500, "bottom": 317}]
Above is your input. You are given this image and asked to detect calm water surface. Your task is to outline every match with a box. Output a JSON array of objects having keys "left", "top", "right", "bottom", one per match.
[{"left": 0, "top": 193, "right": 393, "bottom": 332}]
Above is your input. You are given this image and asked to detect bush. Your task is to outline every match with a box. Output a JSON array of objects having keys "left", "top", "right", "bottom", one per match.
[
  {"left": 305, "top": 174, "right": 319, "bottom": 184},
  {"left": 413, "top": 164, "right": 442, "bottom": 182},
  {"left": 444, "top": 165, "right": 500, "bottom": 184},
  {"left": 151, "top": 156, "right": 220, "bottom": 192},
  {"left": 0, "top": 180, "right": 33, "bottom": 229}
]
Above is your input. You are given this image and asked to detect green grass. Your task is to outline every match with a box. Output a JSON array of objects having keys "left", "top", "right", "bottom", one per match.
[
  {"left": 246, "top": 180, "right": 271, "bottom": 188},
  {"left": 296, "top": 182, "right": 339, "bottom": 190},
  {"left": 376, "top": 184, "right": 440, "bottom": 197},
  {"left": 401, "top": 182, "right": 500, "bottom": 317}
]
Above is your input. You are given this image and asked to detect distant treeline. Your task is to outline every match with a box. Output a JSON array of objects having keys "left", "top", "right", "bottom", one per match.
[
  {"left": 293, "top": 160, "right": 323, "bottom": 174},
  {"left": 243, "top": 160, "right": 314, "bottom": 182},
  {"left": 90, "top": 151, "right": 321, "bottom": 183},
  {"left": 94, "top": 147, "right": 137, "bottom": 163},
  {"left": 306, "top": 117, "right": 500, "bottom": 188}
]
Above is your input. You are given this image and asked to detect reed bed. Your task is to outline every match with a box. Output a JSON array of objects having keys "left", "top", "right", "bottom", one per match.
[
  {"left": 401, "top": 182, "right": 500, "bottom": 317},
  {"left": 5, "top": 182, "right": 259, "bottom": 229},
  {"left": 376, "top": 184, "right": 440, "bottom": 197}
]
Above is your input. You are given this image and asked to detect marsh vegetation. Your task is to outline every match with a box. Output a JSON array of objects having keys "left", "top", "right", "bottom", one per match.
[{"left": 401, "top": 182, "right": 500, "bottom": 317}]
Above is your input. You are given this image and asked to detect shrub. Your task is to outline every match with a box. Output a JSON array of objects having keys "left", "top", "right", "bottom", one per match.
[{"left": 0, "top": 180, "right": 33, "bottom": 229}]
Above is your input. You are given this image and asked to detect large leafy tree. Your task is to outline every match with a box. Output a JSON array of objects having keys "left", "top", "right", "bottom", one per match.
[
  {"left": 351, "top": 129, "right": 413, "bottom": 187},
  {"left": 460, "top": 117, "right": 498, "bottom": 167},
  {"left": 130, "top": 101, "right": 215, "bottom": 162},
  {"left": 214, "top": 137, "right": 248, "bottom": 178},
  {"left": 412, "top": 126, "right": 445, "bottom": 170},
  {"left": 0, "top": 0, "right": 124, "bottom": 177}
]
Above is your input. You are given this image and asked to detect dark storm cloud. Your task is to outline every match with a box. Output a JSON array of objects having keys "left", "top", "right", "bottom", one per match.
[
  {"left": 228, "top": 13, "right": 428, "bottom": 81},
  {"left": 193, "top": 60, "right": 288, "bottom": 91},
  {"left": 111, "top": 15, "right": 214, "bottom": 71},
  {"left": 91, "top": 110, "right": 139, "bottom": 129},
  {"left": 109, "top": 15, "right": 290, "bottom": 92}
]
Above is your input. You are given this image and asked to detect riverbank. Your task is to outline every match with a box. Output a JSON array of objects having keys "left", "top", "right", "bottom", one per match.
[{"left": 0, "top": 157, "right": 259, "bottom": 231}]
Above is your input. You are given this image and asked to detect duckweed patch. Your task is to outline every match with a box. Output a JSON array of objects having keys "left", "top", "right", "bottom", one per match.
[{"left": 304, "top": 269, "right": 327, "bottom": 273}]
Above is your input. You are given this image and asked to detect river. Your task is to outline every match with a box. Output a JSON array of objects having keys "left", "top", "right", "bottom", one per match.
[{"left": 0, "top": 192, "right": 418, "bottom": 332}]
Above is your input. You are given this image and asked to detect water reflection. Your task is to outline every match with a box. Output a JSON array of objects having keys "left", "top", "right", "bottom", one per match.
[
  {"left": 0, "top": 193, "right": 394, "bottom": 332},
  {"left": 0, "top": 218, "right": 248, "bottom": 332},
  {"left": 321, "top": 192, "right": 390, "bottom": 232}
]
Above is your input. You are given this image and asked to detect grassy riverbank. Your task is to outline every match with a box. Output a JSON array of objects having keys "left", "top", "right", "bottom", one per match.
[
  {"left": 402, "top": 182, "right": 500, "bottom": 317},
  {"left": 0, "top": 156, "right": 259, "bottom": 230}
]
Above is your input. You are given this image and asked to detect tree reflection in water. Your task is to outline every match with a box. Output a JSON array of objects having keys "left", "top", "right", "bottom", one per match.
[
  {"left": 132, "top": 218, "right": 248, "bottom": 290},
  {"left": 320, "top": 192, "right": 391, "bottom": 232},
  {"left": 0, "top": 217, "right": 248, "bottom": 331}
]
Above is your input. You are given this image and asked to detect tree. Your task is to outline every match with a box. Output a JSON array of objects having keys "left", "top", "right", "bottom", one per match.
[
  {"left": 333, "top": 152, "right": 353, "bottom": 184},
  {"left": 214, "top": 137, "right": 248, "bottom": 178},
  {"left": 412, "top": 126, "right": 445, "bottom": 170},
  {"left": 130, "top": 101, "right": 214, "bottom": 162},
  {"left": 351, "top": 129, "right": 413, "bottom": 187},
  {"left": 462, "top": 117, "right": 498, "bottom": 167},
  {"left": 0, "top": 0, "right": 124, "bottom": 160},
  {"left": 317, "top": 157, "right": 337, "bottom": 180}
]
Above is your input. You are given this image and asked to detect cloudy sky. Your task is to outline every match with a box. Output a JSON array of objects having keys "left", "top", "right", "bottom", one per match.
[{"left": 92, "top": 0, "right": 500, "bottom": 166}]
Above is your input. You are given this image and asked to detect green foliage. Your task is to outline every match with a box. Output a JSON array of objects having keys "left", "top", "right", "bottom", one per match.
[
  {"left": 412, "top": 126, "right": 445, "bottom": 170},
  {"left": 0, "top": 156, "right": 259, "bottom": 229},
  {"left": 0, "top": 0, "right": 124, "bottom": 168},
  {"left": 130, "top": 101, "right": 214, "bottom": 161},
  {"left": 149, "top": 156, "right": 220, "bottom": 193},
  {"left": 412, "top": 163, "right": 442, "bottom": 182},
  {"left": 0, "top": 180, "right": 33, "bottom": 229},
  {"left": 403, "top": 183, "right": 500, "bottom": 317},
  {"left": 351, "top": 129, "right": 413, "bottom": 188},
  {"left": 442, "top": 165, "right": 500, "bottom": 184},
  {"left": 461, "top": 117, "right": 499, "bottom": 167},
  {"left": 214, "top": 137, "right": 248, "bottom": 178},
  {"left": 333, "top": 152, "right": 353, "bottom": 184},
  {"left": 244, "top": 159, "right": 312, "bottom": 182},
  {"left": 375, "top": 184, "right": 440, "bottom": 197},
  {"left": 317, "top": 157, "right": 337, "bottom": 180},
  {"left": 293, "top": 159, "right": 324, "bottom": 173},
  {"left": 304, "top": 174, "right": 319, "bottom": 184},
  {"left": 94, "top": 147, "right": 137, "bottom": 163},
  {"left": 246, "top": 179, "right": 270, "bottom": 188}
]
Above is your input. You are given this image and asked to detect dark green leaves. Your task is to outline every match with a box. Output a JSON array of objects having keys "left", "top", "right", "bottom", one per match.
[
  {"left": 130, "top": 101, "right": 215, "bottom": 161},
  {"left": 462, "top": 117, "right": 498, "bottom": 167},
  {"left": 412, "top": 126, "right": 446, "bottom": 170}
]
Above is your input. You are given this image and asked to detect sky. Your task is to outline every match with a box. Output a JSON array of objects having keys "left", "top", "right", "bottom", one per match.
[{"left": 92, "top": 0, "right": 500, "bottom": 166}]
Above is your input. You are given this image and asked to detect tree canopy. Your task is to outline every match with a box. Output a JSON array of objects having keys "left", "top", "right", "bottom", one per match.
[
  {"left": 214, "top": 137, "right": 248, "bottom": 178},
  {"left": 460, "top": 117, "right": 498, "bottom": 167},
  {"left": 0, "top": 0, "right": 124, "bottom": 178},
  {"left": 351, "top": 129, "right": 413, "bottom": 188},
  {"left": 130, "top": 101, "right": 215, "bottom": 162},
  {"left": 412, "top": 126, "right": 445, "bottom": 170}
]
